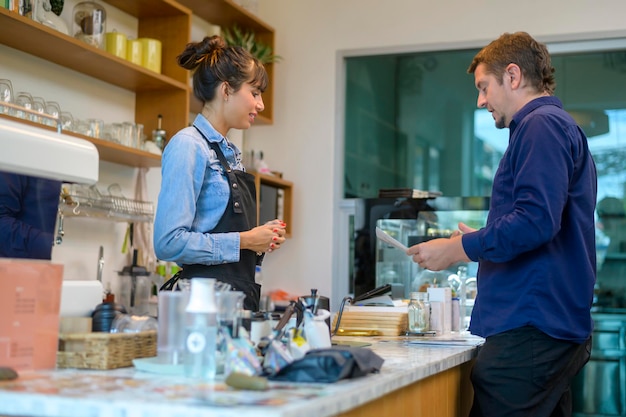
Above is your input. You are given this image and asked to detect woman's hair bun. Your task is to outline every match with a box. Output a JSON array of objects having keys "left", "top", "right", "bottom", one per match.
[{"left": 178, "top": 35, "right": 225, "bottom": 70}]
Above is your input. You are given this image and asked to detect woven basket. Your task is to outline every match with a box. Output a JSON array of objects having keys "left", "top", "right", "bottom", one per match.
[{"left": 57, "top": 330, "right": 157, "bottom": 370}]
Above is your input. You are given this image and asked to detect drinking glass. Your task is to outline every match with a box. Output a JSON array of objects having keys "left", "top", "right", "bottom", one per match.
[
  {"left": 216, "top": 291, "right": 245, "bottom": 338},
  {"left": 14, "top": 91, "right": 33, "bottom": 120},
  {"left": 73, "top": 119, "right": 91, "bottom": 136},
  {"left": 87, "top": 118, "right": 104, "bottom": 138},
  {"left": 31, "top": 96, "right": 46, "bottom": 123},
  {"left": 0, "top": 79, "right": 13, "bottom": 115},
  {"left": 157, "top": 291, "right": 188, "bottom": 365},
  {"left": 59, "top": 111, "right": 74, "bottom": 132},
  {"left": 104, "top": 123, "right": 118, "bottom": 143},
  {"left": 44, "top": 101, "right": 61, "bottom": 127},
  {"left": 102, "top": 122, "right": 122, "bottom": 143},
  {"left": 110, "top": 314, "right": 158, "bottom": 333},
  {"left": 135, "top": 123, "right": 144, "bottom": 149},
  {"left": 120, "top": 121, "right": 136, "bottom": 147}
]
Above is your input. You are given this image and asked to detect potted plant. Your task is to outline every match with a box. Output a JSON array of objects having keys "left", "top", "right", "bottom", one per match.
[{"left": 222, "top": 25, "right": 281, "bottom": 64}]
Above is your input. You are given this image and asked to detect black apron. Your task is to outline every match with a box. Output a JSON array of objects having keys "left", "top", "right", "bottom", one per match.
[{"left": 179, "top": 126, "right": 263, "bottom": 311}]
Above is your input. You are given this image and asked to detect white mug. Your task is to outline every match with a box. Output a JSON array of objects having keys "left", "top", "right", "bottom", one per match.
[{"left": 304, "top": 309, "right": 332, "bottom": 349}]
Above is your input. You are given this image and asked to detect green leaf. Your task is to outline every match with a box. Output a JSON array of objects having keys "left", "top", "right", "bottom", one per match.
[
  {"left": 222, "top": 25, "right": 282, "bottom": 64},
  {"left": 49, "top": 0, "right": 64, "bottom": 16}
]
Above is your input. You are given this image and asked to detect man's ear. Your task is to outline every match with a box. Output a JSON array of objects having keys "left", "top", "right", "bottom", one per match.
[{"left": 505, "top": 63, "right": 522, "bottom": 89}]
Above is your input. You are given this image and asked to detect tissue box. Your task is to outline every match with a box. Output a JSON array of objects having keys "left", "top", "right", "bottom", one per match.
[{"left": 0, "top": 258, "right": 63, "bottom": 371}]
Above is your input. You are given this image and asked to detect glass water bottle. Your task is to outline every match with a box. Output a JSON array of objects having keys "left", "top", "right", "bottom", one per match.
[{"left": 408, "top": 292, "right": 430, "bottom": 333}]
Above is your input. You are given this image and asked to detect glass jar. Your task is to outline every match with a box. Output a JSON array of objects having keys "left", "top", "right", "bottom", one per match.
[
  {"left": 408, "top": 292, "right": 430, "bottom": 333},
  {"left": 73, "top": 1, "right": 106, "bottom": 48}
]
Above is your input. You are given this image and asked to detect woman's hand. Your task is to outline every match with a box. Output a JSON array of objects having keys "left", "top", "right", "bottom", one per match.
[{"left": 240, "top": 219, "right": 287, "bottom": 253}]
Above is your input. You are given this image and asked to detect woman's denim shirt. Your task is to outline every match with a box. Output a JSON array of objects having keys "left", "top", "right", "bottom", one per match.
[{"left": 153, "top": 114, "right": 245, "bottom": 265}]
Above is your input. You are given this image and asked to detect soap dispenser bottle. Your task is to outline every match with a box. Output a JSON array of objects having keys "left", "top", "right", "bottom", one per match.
[{"left": 184, "top": 278, "right": 218, "bottom": 380}]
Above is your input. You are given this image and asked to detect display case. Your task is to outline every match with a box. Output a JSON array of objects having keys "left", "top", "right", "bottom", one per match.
[
  {"left": 350, "top": 196, "right": 490, "bottom": 300},
  {"left": 572, "top": 313, "right": 626, "bottom": 417}
]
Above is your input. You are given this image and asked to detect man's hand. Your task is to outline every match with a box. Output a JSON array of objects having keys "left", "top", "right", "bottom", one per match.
[{"left": 406, "top": 222, "right": 472, "bottom": 270}]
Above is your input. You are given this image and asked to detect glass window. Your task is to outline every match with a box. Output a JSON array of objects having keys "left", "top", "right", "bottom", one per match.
[{"left": 344, "top": 47, "right": 626, "bottom": 200}]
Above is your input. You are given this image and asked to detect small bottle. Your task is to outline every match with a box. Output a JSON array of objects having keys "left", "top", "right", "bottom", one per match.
[
  {"left": 408, "top": 292, "right": 430, "bottom": 333},
  {"left": 152, "top": 114, "right": 167, "bottom": 151},
  {"left": 184, "top": 278, "right": 218, "bottom": 380}
]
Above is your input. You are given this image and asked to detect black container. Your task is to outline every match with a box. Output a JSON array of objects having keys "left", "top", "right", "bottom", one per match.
[{"left": 91, "top": 302, "right": 127, "bottom": 332}]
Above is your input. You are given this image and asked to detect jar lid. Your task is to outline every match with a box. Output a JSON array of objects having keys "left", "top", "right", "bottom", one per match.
[{"left": 410, "top": 292, "right": 429, "bottom": 301}]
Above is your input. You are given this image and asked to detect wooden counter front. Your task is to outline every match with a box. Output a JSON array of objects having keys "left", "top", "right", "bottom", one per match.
[{"left": 338, "top": 359, "right": 474, "bottom": 417}]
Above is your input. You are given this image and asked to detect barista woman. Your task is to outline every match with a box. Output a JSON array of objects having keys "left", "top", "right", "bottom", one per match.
[{"left": 153, "top": 36, "right": 286, "bottom": 311}]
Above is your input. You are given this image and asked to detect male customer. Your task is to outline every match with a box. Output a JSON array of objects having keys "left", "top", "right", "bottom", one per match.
[
  {"left": 0, "top": 172, "right": 62, "bottom": 259},
  {"left": 407, "top": 32, "right": 596, "bottom": 416}
]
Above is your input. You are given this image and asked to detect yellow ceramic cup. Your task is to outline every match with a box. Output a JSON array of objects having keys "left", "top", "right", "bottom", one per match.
[
  {"left": 126, "top": 39, "right": 143, "bottom": 66},
  {"left": 104, "top": 32, "right": 127, "bottom": 59},
  {"left": 138, "top": 38, "right": 162, "bottom": 74}
]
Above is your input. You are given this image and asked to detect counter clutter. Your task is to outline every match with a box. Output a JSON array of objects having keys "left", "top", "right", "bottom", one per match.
[
  {"left": 2, "top": 268, "right": 483, "bottom": 416},
  {"left": 0, "top": 334, "right": 483, "bottom": 417}
]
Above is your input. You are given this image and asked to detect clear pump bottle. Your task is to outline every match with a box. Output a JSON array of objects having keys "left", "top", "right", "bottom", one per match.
[
  {"left": 408, "top": 292, "right": 430, "bottom": 333},
  {"left": 184, "top": 278, "right": 218, "bottom": 380}
]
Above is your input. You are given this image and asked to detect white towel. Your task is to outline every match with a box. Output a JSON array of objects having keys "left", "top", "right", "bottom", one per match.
[{"left": 133, "top": 167, "right": 156, "bottom": 272}]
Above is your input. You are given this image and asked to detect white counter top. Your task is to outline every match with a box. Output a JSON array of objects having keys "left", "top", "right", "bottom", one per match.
[{"left": 0, "top": 335, "right": 483, "bottom": 417}]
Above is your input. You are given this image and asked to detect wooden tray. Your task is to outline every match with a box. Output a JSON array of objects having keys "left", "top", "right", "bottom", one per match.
[{"left": 333, "top": 311, "right": 408, "bottom": 336}]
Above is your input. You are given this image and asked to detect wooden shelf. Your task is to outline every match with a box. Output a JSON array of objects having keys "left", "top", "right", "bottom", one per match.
[
  {"left": 177, "top": 0, "right": 274, "bottom": 33},
  {"left": 0, "top": 9, "right": 187, "bottom": 93},
  {"left": 81, "top": 134, "right": 162, "bottom": 168},
  {"left": 252, "top": 172, "right": 293, "bottom": 237},
  {"left": 179, "top": 0, "right": 275, "bottom": 124},
  {"left": 0, "top": 6, "right": 191, "bottom": 143},
  {"left": 0, "top": 114, "right": 161, "bottom": 168},
  {"left": 102, "top": 0, "right": 191, "bottom": 18}
]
